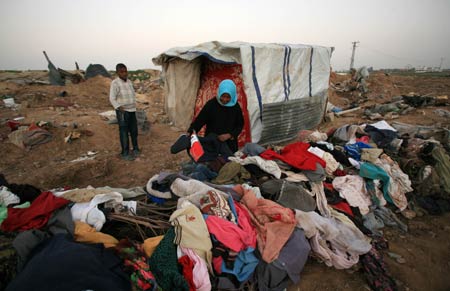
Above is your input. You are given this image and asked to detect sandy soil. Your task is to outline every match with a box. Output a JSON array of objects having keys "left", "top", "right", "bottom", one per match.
[{"left": 1, "top": 71, "right": 450, "bottom": 291}]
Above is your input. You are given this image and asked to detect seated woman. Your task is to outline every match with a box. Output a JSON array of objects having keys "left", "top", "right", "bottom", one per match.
[
  {"left": 171, "top": 79, "right": 244, "bottom": 161},
  {"left": 189, "top": 79, "right": 244, "bottom": 153}
]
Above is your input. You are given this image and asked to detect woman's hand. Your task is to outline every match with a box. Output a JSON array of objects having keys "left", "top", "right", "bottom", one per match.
[{"left": 218, "top": 133, "right": 232, "bottom": 142}]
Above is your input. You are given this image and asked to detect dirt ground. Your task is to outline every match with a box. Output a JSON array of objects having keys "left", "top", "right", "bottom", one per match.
[{"left": 1, "top": 70, "right": 450, "bottom": 291}]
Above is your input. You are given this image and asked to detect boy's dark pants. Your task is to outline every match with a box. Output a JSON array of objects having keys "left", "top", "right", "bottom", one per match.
[{"left": 116, "top": 110, "right": 138, "bottom": 156}]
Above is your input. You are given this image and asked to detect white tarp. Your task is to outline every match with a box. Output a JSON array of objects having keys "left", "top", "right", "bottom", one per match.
[{"left": 153, "top": 41, "right": 333, "bottom": 142}]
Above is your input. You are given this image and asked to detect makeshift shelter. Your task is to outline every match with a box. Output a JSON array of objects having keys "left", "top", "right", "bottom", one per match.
[{"left": 153, "top": 41, "right": 333, "bottom": 145}]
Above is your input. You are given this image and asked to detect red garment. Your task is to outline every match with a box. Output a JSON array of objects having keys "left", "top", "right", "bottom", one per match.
[
  {"left": 323, "top": 182, "right": 334, "bottom": 191},
  {"left": 179, "top": 255, "right": 196, "bottom": 291},
  {"left": 356, "top": 136, "right": 370, "bottom": 143},
  {"left": 333, "top": 169, "right": 347, "bottom": 176},
  {"left": 212, "top": 256, "right": 223, "bottom": 275},
  {"left": 330, "top": 201, "right": 354, "bottom": 217},
  {"left": 204, "top": 201, "right": 257, "bottom": 253},
  {"left": 1, "top": 192, "right": 70, "bottom": 232},
  {"left": 260, "top": 142, "right": 326, "bottom": 171},
  {"left": 233, "top": 185, "right": 296, "bottom": 263},
  {"left": 194, "top": 59, "right": 252, "bottom": 148}
]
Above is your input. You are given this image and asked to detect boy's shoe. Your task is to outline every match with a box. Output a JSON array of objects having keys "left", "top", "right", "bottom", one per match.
[
  {"left": 132, "top": 149, "right": 141, "bottom": 157},
  {"left": 121, "top": 154, "right": 135, "bottom": 161}
]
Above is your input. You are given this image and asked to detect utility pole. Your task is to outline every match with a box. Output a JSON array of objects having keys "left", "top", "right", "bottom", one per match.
[
  {"left": 438, "top": 57, "right": 444, "bottom": 71},
  {"left": 349, "top": 41, "right": 360, "bottom": 71}
]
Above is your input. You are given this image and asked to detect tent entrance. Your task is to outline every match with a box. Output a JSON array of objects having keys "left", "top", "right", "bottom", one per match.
[{"left": 193, "top": 59, "right": 252, "bottom": 147}]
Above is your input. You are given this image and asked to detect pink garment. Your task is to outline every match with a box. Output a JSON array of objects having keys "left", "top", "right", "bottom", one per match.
[
  {"left": 260, "top": 142, "right": 326, "bottom": 171},
  {"left": 233, "top": 185, "right": 296, "bottom": 263},
  {"left": 204, "top": 201, "right": 257, "bottom": 252},
  {"left": 180, "top": 247, "right": 211, "bottom": 291}
]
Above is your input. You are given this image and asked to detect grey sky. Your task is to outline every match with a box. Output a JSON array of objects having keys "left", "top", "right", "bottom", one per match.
[{"left": 1, "top": 0, "right": 449, "bottom": 71}]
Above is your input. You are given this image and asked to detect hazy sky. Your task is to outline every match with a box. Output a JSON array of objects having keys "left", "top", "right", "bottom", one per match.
[{"left": 1, "top": 0, "right": 449, "bottom": 71}]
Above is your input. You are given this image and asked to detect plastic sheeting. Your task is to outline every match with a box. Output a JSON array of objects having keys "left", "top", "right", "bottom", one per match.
[{"left": 153, "top": 41, "right": 333, "bottom": 143}]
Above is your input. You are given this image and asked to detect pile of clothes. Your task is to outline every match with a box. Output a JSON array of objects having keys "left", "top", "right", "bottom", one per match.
[{"left": 1, "top": 119, "right": 449, "bottom": 291}]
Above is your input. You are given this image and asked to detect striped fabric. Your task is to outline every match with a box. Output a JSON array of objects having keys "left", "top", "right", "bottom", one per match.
[{"left": 109, "top": 77, "right": 136, "bottom": 112}]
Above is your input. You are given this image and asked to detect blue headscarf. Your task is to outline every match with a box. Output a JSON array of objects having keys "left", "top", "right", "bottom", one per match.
[{"left": 217, "top": 79, "right": 237, "bottom": 107}]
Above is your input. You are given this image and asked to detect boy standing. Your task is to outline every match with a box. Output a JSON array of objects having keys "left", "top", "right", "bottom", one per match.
[{"left": 109, "top": 63, "right": 140, "bottom": 160}]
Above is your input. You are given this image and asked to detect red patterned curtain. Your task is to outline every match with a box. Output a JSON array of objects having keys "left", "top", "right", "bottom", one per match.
[{"left": 193, "top": 59, "right": 251, "bottom": 147}]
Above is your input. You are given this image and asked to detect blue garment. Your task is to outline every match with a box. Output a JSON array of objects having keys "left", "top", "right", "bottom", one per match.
[
  {"left": 217, "top": 79, "right": 237, "bottom": 107},
  {"left": 220, "top": 248, "right": 259, "bottom": 282},
  {"left": 116, "top": 110, "right": 138, "bottom": 156},
  {"left": 344, "top": 142, "right": 372, "bottom": 161},
  {"left": 6, "top": 234, "right": 131, "bottom": 291},
  {"left": 227, "top": 195, "right": 238, "bottom": 222},
  {"left": 189, "top": 164, "right": 218, "bottom": 181},
  {"left": 147, "top": 195, "right": 166, "bottom": 205},
  {"left": 331, "top": 106, "right": 343, "bottom": 113}
]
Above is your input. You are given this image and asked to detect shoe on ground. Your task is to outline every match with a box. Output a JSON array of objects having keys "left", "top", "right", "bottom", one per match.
[
  {"left": 121, "top": 154, "right": 135, "bottom": 161},
  {"left": 132, "top": 149, "right": 141, "bottom": 157}
]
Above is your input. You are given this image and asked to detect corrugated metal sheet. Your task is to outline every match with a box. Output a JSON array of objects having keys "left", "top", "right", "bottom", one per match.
[{"left": 258, "top": 96, "right": 326, "bottom": 145}]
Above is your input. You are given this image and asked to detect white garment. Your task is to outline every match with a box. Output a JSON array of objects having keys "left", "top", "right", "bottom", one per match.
[
  {"left": 307, "top": 148, "right": 339, "bottom": 178},
  {"left": 295, "top": 209, "right": 371, "bottom": 269},
  {"left": 309, "top": 234, "right": 359, "bottom": 269},
  {"left": 228, "top": 156, "right": 281, "bottom": 179},
  {"left": 0, "top": 186, "right": 20, "bottom": 207},
  {"left": 370, "top": 120, "right": 397, "bottom": 132},
  {"left": 333, "top": 175, "right": 372, "bottom": 215},
  {"left": 309, "top": 181, "right": 331, "bottom": 217},
  {"left": 348, "top": 157, "right": 361, "bottom": 169},
  {"left": 145, "top": 174, "right": 172, "bottom": 199},
  {"left": 322, "top": 152, "right": 340, "bottom": 176},
  {"left": 70, "top": 192, "right": 123, "bottom": 231},
  {"left": 309, "top": 130, "right": 328, "bottom": 142},
  {"left": 307, "top": 146, "right": 326, "bottom": 158},
  {"left": 242, "top": 184, "right": 262, "bottom": 199},
  {"left": 373, "top": 180, "right": 388, "bottom": 206},
  {"left": 316, "top": 141, "right": 334, "bottom": 150},
  {"left": 55, "top": 186, "right": 146, "bottom": 200},
  {"left": 281, "top": 170, "right": 309, "bottom": 183},
  {"left": 171, "top": 178, "right": 229, "bottom": 209}
]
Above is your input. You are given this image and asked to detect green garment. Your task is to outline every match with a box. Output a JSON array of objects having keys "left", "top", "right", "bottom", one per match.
[
  {"left": 148, "top": 227, "right": 189, "bottom": 291},
  {"left": 359, "top": 162, "right": 392, "bottom": 204},
  {"left": 0, "top": 206, "right": 7, "bottom": 225},
  {"left": 212, "top": 162, "right": 251, "bottom": 185},
  {"left": 432, "top": 146, "right": 450, "bottom": 196}
]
